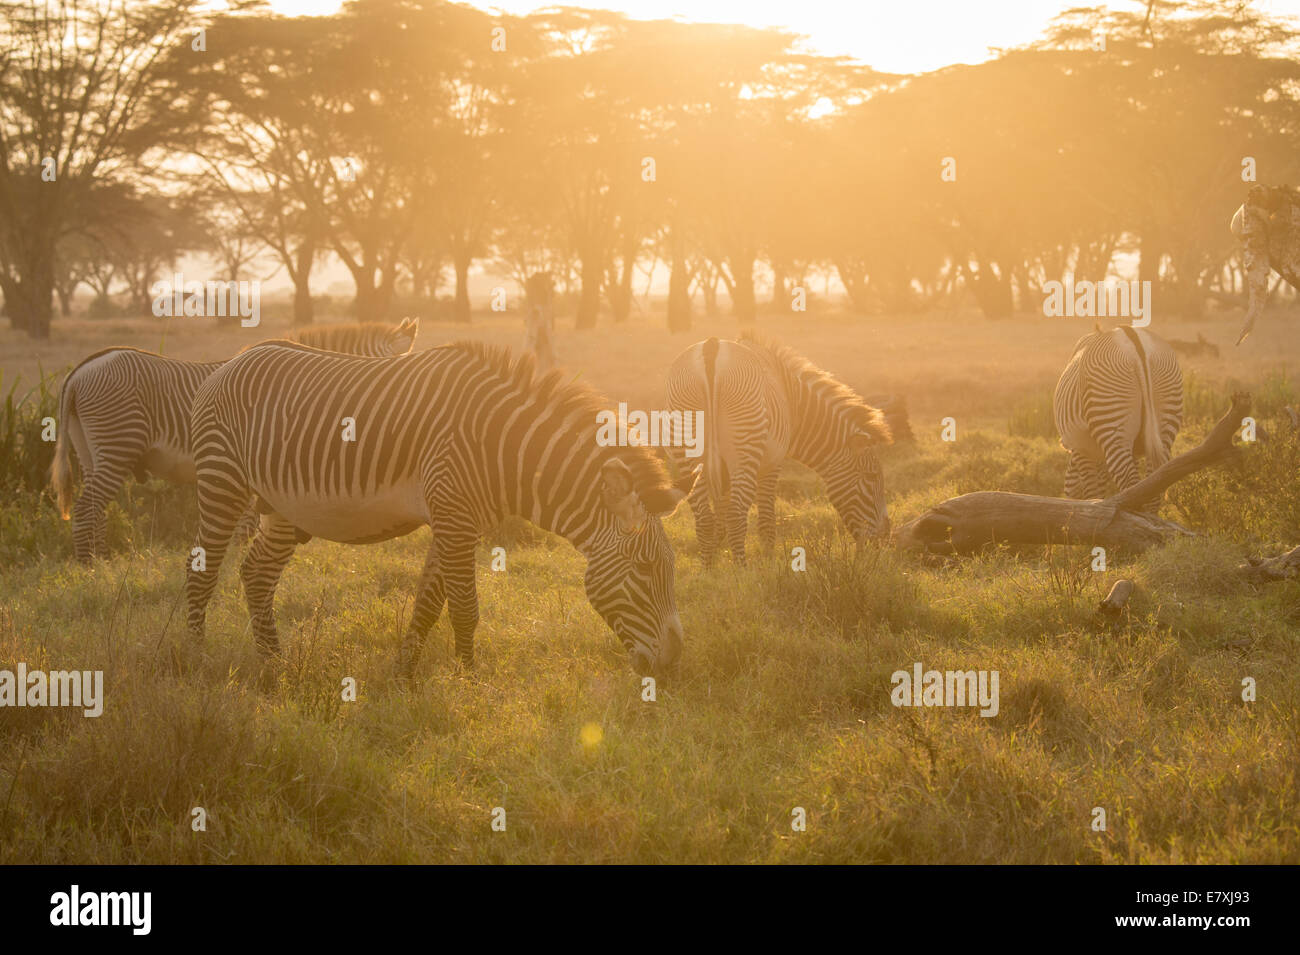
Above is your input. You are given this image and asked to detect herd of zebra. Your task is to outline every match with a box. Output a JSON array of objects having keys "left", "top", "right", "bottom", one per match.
[{"left": 48, "top": 316, "right": 1186, "bottom": 676}]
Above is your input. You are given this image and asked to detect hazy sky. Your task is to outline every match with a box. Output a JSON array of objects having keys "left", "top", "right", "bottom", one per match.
[{"left": 265, "top": 0, "right": 1300, "bottom": 73}]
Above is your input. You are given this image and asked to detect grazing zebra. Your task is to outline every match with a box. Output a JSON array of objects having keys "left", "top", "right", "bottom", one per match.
[
  {"left": 1231, "top": 184, "right": 1300, "bottom": 344},
  {"left": 523, "top": 272, "right": 557, "bottom": 374},
  {"left": 185, "top": 341, "right": 695, "bottom": 675},
  {"left": 1053, "top": 325, "right": 1183, "bottom": 500},
  {"left": 51, "top": 319, "right": 418, "bottom": 561},
  {"left": 665, "top": 334, "right": 892, "bottom": 563}
]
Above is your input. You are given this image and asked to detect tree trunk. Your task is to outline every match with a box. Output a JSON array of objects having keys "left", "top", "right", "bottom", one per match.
[
  {"left": 292, "top": 241, "right": 315, "bottom": 326},
  {"left": 667, "top": 227, "right": 691, "bottom": 334},
  {"left": 20, "top": 248, "right": 56, "bottom": 339},
  {"left": 966, "top": 260, "right": 1012, "bottom": 319},
  {"left": 576, "top": 249, "right": 601, "bottom": 330},
  {"left": 1139, "top": 231, "right": 1162, "bottom": 302},
  {"left": 701, "top": 271, "right": 718, "bottom": 316},
  {"left": 611, "top": 263, "right": 633, "bottom": 323},
  {"left": 453, "top": 253, "right": 472, "bottom": 324},
  {"left": 731, "top": 254, "right": 756, "bottom": 323},
  {"left": 56, "top": 281, "right": 73, "bottom": 317},
  {"left": 1, "top": 274, "right": 21, "bottom": 326},
  {"left": 292, "top": 278, "right": 314, "bottom": 326},
  {"left": 835, "top": 261, "right": 871, "bottom": 313},
  {"left": 611, "top": 240, "right": 636, "bottom": 323}
]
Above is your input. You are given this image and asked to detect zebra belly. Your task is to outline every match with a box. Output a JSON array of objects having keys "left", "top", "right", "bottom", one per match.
[
  {"left": 255, "top": 481, "right": 429, "bottom": 544},
  {"left": 140, "top": 445, "right": 197, "bottom": 484}
]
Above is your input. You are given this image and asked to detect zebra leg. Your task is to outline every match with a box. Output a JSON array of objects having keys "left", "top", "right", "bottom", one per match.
[
  {"left": 233, "top": 504, "right": 261, "bottom": 543},
  {"left": 399, "top": 540, "right": 447, "bottom": 673},
  {"left": 725, "top": 454, "right": 762, "bottom": 563},
  {"left": 666, "top": 442, "right": 719, "bottom": 564},
  {"left": 688, "top": 477, "right": 721, "bottom": 566},
  {"left": 433, "top": 516, "right": 479, "bottom": 667},
  {"left": 755, "top": 470, "right": 780, "bottom": 551},
  {"left": 1094, "top": 428, "right": 1142, "bottom": 494},
  {"left": 70, "top": 455, "right": 134, "bottom": 562},
  {"left": 1063, "top": 452, "right": 1104, "bottom": 500},
  {"left": 186, "top": 471, "right": 253, "bottom": 641},
  {"left": 239, "top": 515, "right": 300, "bottom": 654}
]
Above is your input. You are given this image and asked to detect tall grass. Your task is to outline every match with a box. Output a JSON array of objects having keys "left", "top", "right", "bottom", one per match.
[
  {"left": 0, "top": 367, "right": 59, "bottom": 495},
  {"left": 0, "top": 365, "right": 197, "bottom": 566},
  {"left": 0, "top": 314, "right": 1296, "bottom": 863}
]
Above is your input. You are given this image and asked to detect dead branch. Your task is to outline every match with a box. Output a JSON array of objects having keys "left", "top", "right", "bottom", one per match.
[
  {"left": 895, "top": 394, "right": 1250, "bottom": 555},
  {"left": 1240, "top": 544, "right": 1300, "bottom": 583}
]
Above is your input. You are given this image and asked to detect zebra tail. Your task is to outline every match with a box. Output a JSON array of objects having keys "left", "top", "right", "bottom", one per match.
[
  {"left": 50, "top": 369, "right": 76, "bottom": 519},
  {"left": 1128, "top": 329, "right": 1168, "bottom": 470},
  {"left": 1141, "top": 384, "right": 1168, "bottom": 470},
  {"left": 701, "top": 337, "right": 727, "bottom": 507},
  {"left": 1138, "top": 335, "right": 1170, "bottom": 470}
]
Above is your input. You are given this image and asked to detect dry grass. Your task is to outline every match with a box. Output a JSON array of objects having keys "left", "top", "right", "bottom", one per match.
[{"left": 0, "top": 304, "right": 1297, "bottom": 863}]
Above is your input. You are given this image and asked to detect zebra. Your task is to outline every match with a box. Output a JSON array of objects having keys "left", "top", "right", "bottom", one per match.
[
  {"left": 50, "top": 319, "right": 418, "bottom": 561},
  {"left": 1230, "top": 184, "right": 1300, "bottom": 344},
  {"left": 184, "top": 340, "right": 695, "bottom": 675},
  {"left": 1053, "top": 325, "right": 1182, "bottom": 500},
  {"left": 523, "top": 272, "right": 557, "bottom": 374},
  {"left": 665, "top": 334, "right": 892, "bottom": 564}
]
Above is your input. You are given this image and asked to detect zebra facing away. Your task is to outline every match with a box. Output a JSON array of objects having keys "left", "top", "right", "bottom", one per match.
[
  {"left": 51, "top": 319, "right": 418, "bottom": 561},
  {"left": 1053, "top": 325, "right": 1183, "bottom": 500},
  {"left": 665, "top": 335, "right": 892, "bottom": 564},
  {"left": 523, "top": 272, "right": 557, "bottom": 374},
  {"left": 185, "top": 341, "right": 696, "bottom": 675}
]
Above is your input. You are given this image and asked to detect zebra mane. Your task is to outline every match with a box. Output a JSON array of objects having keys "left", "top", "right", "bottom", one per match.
[
  {"left": 445, "top": 340, "right": 671, "bottom": 490},
  {"left": 738, "top": 332, "right": 892, "bottom": 443},
  {"left": 290, "top": 321, "right": 398, "bottom": 342}
]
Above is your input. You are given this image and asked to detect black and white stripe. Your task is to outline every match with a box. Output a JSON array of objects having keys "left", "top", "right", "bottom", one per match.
[
  {"left": 1053, "top": 326, "right": 1183, "bottom": 499},
  {"left": 185, "top": 341, "right": 695, "bottom": 674},
  {"left": 50, "top": 320, "right": 418, "bottom": 560},
  {"left": 665, "top": 334, "right": 892, "bottom": 563}
]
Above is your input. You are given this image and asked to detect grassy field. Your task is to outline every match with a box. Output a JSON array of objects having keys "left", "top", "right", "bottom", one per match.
[{"left": 1, "top": 305, "right": 1298, "bottom": 863}]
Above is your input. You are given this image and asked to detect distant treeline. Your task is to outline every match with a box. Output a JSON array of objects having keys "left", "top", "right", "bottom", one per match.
[{"left": 2, "top": 0, "right": 1299, "bottom": 338}]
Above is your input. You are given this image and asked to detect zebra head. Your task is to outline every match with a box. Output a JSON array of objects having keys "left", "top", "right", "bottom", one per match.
[
  {"left": 821, "top": 412, "right": 892, "bottom": 543},
  {"left": 584, "top": 458, "right": 695, "bottom": 676}
]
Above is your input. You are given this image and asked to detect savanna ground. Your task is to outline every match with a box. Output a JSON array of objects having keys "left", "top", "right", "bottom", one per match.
[{"left": 1, "top": 303, "right": 1298, "bottom": 863}]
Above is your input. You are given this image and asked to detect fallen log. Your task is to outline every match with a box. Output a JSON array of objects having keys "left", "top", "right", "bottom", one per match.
[
  {"left": 896, "top": 394, "right": 1250, "bottom": 555},
  {"left": 1240, "top": 544, "right": 1300, "bottom": 582}
]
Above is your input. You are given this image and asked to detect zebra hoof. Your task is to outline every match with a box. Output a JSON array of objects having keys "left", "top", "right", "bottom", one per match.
[{"left": 395, "top": 648, "right": 420, "bottom": 678}]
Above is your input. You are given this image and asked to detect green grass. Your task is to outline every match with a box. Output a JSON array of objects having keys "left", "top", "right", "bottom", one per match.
[
  {"left": 2, "top": 312, "right": 1297, "bottom": 863},
  {"left": 1, "top": 421, "right": 1296, "bottom": 863}
]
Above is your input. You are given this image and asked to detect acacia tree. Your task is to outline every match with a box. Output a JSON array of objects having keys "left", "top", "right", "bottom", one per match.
[
  {"left": 0, "top": 0, "right": 205, "bottom": 337},
  {"left": 194, "top": 13, "right": 334, "bottom": 325},
  {"left": 503, "top": 9, "right": 633, "bottom": 330}
]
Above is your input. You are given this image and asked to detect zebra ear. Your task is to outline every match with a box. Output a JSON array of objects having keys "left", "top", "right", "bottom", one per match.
[
  {"left": 641, "top": 466, "right": 697, "bottom": 517},
  {"left": 848, "top": 430, "right": 874, "bottom": 452},
  {"left": 397, "top": 317, "right": 419, "bottom": 337}
]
